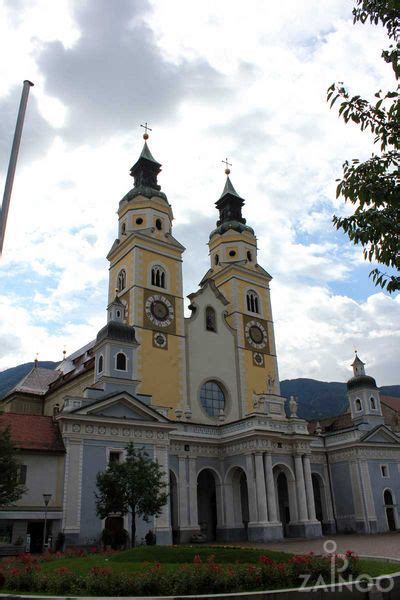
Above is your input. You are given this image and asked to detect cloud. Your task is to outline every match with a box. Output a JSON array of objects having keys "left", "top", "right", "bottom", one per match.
[
  {"left": 36, "top": 0, "right": 228, "bottom": 144},
  {"left": 0, "top": 84, "right": 54, "bottom": 173},
  {"left": 0, "top": 0, "right": 398, "bottom": 391}
]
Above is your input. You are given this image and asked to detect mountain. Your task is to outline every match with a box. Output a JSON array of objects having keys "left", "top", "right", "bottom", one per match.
[
  {"left": 0, "top": 362, "right": 399, "bottom": 421},
  {"left": 280, "top": 378, "right": 400, "bottom": 421},
  {"left": 0, "top": 361, "right": 58, "bottom": 400}
]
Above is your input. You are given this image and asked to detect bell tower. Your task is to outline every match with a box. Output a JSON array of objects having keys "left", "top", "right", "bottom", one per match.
[
  {"left": 201, "top": 164, "right": 281, "bottom": 416},
  {"left": 106, "top": 129, "right": 187, "bottom": 415}
]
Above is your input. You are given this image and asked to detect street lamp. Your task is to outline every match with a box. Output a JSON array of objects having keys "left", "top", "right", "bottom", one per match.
[{"left": 42, "top": 494, "right": 52, "bottom": 553}]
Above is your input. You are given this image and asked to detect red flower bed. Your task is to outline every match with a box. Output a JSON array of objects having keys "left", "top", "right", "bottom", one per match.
[{"left": 0, "top": 548, "right": 361, "bottom": 596}]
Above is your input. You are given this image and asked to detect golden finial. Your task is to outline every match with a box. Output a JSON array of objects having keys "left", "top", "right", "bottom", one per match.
[
  {"left": 140, "top": 122, "right": 152, "bottom": 140},
  {"left": 222, "top": 157, "right": 232, "bottom": 176}
]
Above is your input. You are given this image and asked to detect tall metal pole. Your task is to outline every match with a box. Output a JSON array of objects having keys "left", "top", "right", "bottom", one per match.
[{"left": 0, "top": 80, "right": 34, "bottom": 255}]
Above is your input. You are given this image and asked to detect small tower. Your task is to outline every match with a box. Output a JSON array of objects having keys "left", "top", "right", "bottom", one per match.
[
  {"left": 108, "top": 293, "right": 125, "bottom": 323},
  {"left": 93, "top": 298, "right": 139, "bottom": 392},
  {"left": 347, "top": 353, "right": 384, "bottom": 428}
]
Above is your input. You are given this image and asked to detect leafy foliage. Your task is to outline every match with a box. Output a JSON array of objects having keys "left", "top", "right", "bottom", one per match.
[
  {"left": 327, "top": 0, "right": 399, "bottom": 292},
  {"left": 95, "top": 443, "right": 168, "bottom": 547},
  {"left": 0, "top": 425, "right": 26, "bottom": 507}
]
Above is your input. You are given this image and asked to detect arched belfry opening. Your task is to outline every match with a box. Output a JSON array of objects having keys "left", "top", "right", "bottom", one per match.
[{"left": 197, "top": 469, "right": 217, "bottom": 541}]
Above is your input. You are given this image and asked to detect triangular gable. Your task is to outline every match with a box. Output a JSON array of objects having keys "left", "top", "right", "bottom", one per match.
[
  {"left": 361, "top": 425, "right": 400, "bottom": 444},
  {"left": 188, "top": 279, "right": 229, "bottom": 307},
  {"left": 72, "top": 392, "right": 170, "bottom": 423}
]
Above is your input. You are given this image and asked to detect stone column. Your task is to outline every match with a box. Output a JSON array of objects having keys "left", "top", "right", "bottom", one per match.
[
  {"left": 294, "top": 454, "right": 308, "bottom": 522},
  {"left": 178, "top": 456, "right": 189, "bottom": 527},
  {"left": 187, "top": 457, "right": 199, "bottom": 528},
  {"left": 154, "top": 445, "right": 172, "bottom": 543},
  {"left": 303, "top": 455, "right": 316, "bottom": 521},
  {"left": 245, "top": 454, "right": 258, "bottom": 523},
  {"left": 264, "top": 452, "right": 278, "bottom": 522},
  {"left": 254, "top": 453, "right": 269, "bottom": 522}
]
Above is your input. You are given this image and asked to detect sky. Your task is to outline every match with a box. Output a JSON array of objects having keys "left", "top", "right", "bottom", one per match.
[{"left": 0, "top": 0, "right": 399, "bottom": 385}]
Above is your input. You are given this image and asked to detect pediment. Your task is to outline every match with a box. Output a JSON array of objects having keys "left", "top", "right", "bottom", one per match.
[
  {"left": 361, "top": 425, "right": 400, "bottom": 444},
  {"left": 73, "top": 392, "right": 170, "bottom": 423}
]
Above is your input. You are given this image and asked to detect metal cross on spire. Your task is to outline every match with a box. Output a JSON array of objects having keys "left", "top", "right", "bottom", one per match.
[
  {"left": 140, "top": 122, "right": 152, "bottom": 140},
  {"left": 221, "top": 157, "right": 232, "bottom": 175}
]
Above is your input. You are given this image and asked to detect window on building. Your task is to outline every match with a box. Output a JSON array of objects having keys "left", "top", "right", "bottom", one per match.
[
  {"left": 18, "top": 465, "right": 27, "bottom": 484},
  {"left": 0, "top": 522, "right": 12, "bottom": 544},
  {"left": 109, "top": 451, "right": 122, "bottom": 465},
  {"left": 121, "top": 222, "right": 126, "bottom": 235},
  {"left": 151, "top": 265, "right": 166, "bottom": 288},
  {"left": 381, "top": 465, "right": 389, "bottom": 478},
  {"left": 370, "top": 396, "right": 377, "bottom": 410},
  {"left": 53, "top": 403, "right": 60, "bottom": 417},
  {"left": 136, "top": 217, "right": 143, "bottom": 225},
  {"left": 155, "top": 218, "right": 162, "bottom": 230},
  {"left": 246, "top": 290, "right": 260, "bottom": 314},
  {"left": 117, "top": 269, "right": 126, "bottom": 292},
  {"left": 355, "top": 398, "right": 362, "bottom": 412},
  {"left": 247, "top": 250, "right": 252, "bottom": 262},
  {"left": 205, "top": 306, "right": 217, "bottom": 332},
  {"left": 200, "top": 381, "right": 225, "bottom": 418},
  {"left": 98, "top": 355, "right": 104, "bottom": 373},
  {"left": 116, "top": 352, "right": 127, "bottom": 371},
  {"left": 215, "top": 254, "right": 219, "bottom": 265}
]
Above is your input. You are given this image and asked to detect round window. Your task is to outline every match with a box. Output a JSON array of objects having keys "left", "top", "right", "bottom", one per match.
[
  {"left": 229, "top": 250, "right": 236, "bottom": 257},
  {"left": 136, "top": 217, "right": 143, "bottom": 225},
  {"left": 200, "top": 381, "right": 225, "bottom": 418}
]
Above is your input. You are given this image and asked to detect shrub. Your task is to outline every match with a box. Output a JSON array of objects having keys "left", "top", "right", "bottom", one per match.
[{"left": 145, "top": 529, "right": 156, "bottom": 546}]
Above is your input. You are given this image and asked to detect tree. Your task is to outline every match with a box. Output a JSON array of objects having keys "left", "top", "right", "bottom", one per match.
[
  {"left": 95, "top": 443, "right": 168, "bottom": 547},
  {"left": 0, "top": 426, "right": 26, "bottom": 507},
  {"left": 327, "top": 0, "right": 399, "bottom": 293}
]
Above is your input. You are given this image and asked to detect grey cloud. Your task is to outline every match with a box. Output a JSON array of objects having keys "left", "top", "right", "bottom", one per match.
[
  {"left": 174, "top": 214, "right": 215, "bottom": 298},
  {"left": 0, "top": 85, "right": 55, "bottom": 174},
  {"left": 37, "top": 0, "right": 229, "bottom": 144}
]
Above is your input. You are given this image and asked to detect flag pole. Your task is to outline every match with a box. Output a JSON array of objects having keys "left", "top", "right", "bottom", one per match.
[{"left": 0, "top": 80, "right": 34, "bottom": 255}]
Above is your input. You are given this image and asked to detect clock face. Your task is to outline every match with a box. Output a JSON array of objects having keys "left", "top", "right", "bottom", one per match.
[
  {"left": 245, "top": 320, "right": 268, "bottom": 350},
  {"left": 145, "top": 294, "right": 174, "bottom": 328}
]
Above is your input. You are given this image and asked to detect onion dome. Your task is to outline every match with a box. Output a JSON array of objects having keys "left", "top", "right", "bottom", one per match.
[{"left": 96, "top": 321, "right": 137, "bottom": 345}]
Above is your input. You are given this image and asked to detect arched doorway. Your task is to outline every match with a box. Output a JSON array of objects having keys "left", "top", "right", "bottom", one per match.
[
  {"left": 384, "top": 489, "right": 397, "bottom": 532},
  {"left": 312, "top": 473, "right": 324, "bottom": 522},
  {"left": 240, "top": 472, "right": 250, "bottom": 539},
  {"left": 277, "top": 472, "right": 290, "bottom": 536},
  {"left": 224, "top": 467, "right": 250, "bottom": 540},
  {"left": 169, "top": 470, "right": 179, "bottom": 544},
  {"left": 197, "top": 469, "right": 217, "bottom": 541},
  {"left": 104, "top": 516, "right": 124, "bottom": 548}
]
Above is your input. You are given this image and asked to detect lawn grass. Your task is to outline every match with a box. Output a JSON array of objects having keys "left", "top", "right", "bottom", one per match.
[
  {"left": 39, "top": 545, "right": 292, "bottom": 576},
  {"left": 358, "top": 558, "right": 400, "bottom": 578},
  {"left": 36, "top": 545, "right": 400, "bottom": 579}
]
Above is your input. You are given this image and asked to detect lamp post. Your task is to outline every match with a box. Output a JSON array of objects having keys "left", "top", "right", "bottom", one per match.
[{"left": 42, "top": 494, "right": 52, "bottom": 552}]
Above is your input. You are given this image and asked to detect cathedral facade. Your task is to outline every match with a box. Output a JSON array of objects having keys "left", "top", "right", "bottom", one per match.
[{"left": 1, "top": 137, "right": 399, "bottom": 550}]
